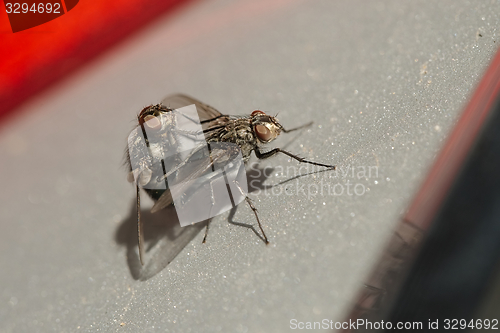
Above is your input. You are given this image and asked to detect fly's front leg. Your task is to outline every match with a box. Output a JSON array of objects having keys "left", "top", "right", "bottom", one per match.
[{"left": 255, "top": 148, "right": 335, "bottom": 169}]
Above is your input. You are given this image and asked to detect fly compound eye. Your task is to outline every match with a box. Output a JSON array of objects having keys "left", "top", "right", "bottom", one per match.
[
  {"left": 133, "top": 168, "right": 152, "bottom": 187},
  {"left": 143, "top": 114, "right": 161, "bottom": 130},
  {"left": 255, "top": 124, "right": 272, "bottom": 142},
  {"left": 251, "top": 110, "right": 266, "bottom": 117}
]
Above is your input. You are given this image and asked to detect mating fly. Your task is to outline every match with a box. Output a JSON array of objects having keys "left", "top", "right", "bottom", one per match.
[{"left": 126, "top": 94, "right": 335, "bottom": 265}]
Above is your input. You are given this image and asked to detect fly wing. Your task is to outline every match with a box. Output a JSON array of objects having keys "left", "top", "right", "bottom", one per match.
[
  {"left": 150, "top": 143, "right": 245, "bottom": 220},
  {"left": 150, "top": 145, "right": 230, "bottom": 213},
  {"left": 138, "top": 219, "right": 206, "bottom": 280},
  {"left": 161, "top": 94, "right": 227, "bottom": 130},
  {"left": 149, "top": 190, "right": 173, "bottom": 213},
  {"left": 149, "top": 141, "right": 210, "bottom": 213}
]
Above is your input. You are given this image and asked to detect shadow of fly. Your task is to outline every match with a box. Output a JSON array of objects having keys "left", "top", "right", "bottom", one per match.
[{"left": 126, "top": 94, "right": 335, "bottom": 265}]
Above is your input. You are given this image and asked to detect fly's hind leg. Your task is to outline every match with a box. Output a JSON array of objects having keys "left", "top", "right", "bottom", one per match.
[
  {"left": 136, "top": 184, "right": 145, "bottom": 266},
  {"left": 200, "top": 167, "right": 270, "bottom": 245},
  {"left": 244, "top": 196, "right": 269, "bottom": 244},
  {"left": 201, "top": 176, "right": 218, "bottom": 244},
  {"left": 227, "top": 205, "right": 269, "bottom": 244},
  {"left": 202, "top": 220, "right": 210, "bottom": 243},
  {"left": 232, "top": 180, "right": 269, "bottom": 244}
]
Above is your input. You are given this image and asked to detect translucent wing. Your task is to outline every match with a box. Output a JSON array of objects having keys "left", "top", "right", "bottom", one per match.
[
  {"left": 161, "top": 94, "right": 227, "bottom": 130},
  {"left": 136, "top": 212, "right": 207, "bottom": 280},
  {"left": 149, "top": 145, "right": 224, "bottom": 213},
  {"left": 151, "top": 142, "right": 248, "bottom": 226}
]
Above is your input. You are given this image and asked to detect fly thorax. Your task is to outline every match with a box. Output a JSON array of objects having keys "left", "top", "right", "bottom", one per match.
[{"left": 236, "top": 128, "right": 257, "bottom": 160}]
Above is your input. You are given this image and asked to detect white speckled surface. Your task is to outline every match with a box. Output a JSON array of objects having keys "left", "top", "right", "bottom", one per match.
[{"left": 1, "top": 0, "right": 499, "bottom": 331}]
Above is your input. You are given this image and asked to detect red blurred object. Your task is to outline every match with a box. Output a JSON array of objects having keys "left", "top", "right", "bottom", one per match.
[
  {"left": 4, "top": 1, "right": 77, "bottom": 33},
  {"left": 0, "top": 0, "right": 192, "bottom": 122}
]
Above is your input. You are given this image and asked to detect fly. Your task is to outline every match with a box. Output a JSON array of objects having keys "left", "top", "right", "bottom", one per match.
[{"left": 125, "top": 94, "right": 335, "bottom": 265}]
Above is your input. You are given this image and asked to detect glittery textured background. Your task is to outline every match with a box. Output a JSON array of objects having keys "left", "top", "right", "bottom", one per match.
[{"left": 1, "top": 0, "right": 499, "bottom": 331}]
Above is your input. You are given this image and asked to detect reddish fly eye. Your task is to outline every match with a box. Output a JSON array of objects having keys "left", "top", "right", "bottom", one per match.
[
  {"left": 143, "top": 115, "right": 161, "bottom": 130},
  {"left": 255, "top": 124, "right": 272, "bottom": 141},
  {"left": 251, "top": 110, "right": 266, "bottom": 117}
]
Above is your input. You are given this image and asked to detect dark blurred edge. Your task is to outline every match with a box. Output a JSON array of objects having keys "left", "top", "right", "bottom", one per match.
[
  {"left": 0, "top": 0, "right": 194, "bottom": 124},
  {"left": 341, "top": 46, "right": 500, "bottom": 332},
  {"left": 384, "top": 73, "right": 500, "bottom": 327}
]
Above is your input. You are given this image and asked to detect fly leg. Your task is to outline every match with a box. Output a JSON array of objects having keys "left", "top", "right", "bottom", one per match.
[
  {"left": 255, "top": 148, "right": 335, "bottom": 169},
  {"left": 202, "top": 177, "right": 218, "bottom": 243},
  {"left": 227, "top": 205, "right": 269, "bottom": 244},
  {"left": 174, "top": 125, "right": 227, "bottom": 138},
  {"left": 244, "top": 196, "right": 269, "bottom": 244},
  {"left": 136, "top": 184, "right": 145, "bottom": 266},
  {"left": 163, "top": 112, "right": 226, "bottom": 141},
  {"left": 231, "top": 180, "right": 269, "bottom": 244},
  {"left": 176, "top": 111, "right": 225, "bottom": 125},
  {"left": 202, "top": 220, "right": 210, "bottom": 243},
  {"left": 200, "top": 115, "right": 226, "bottom": 124}
]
